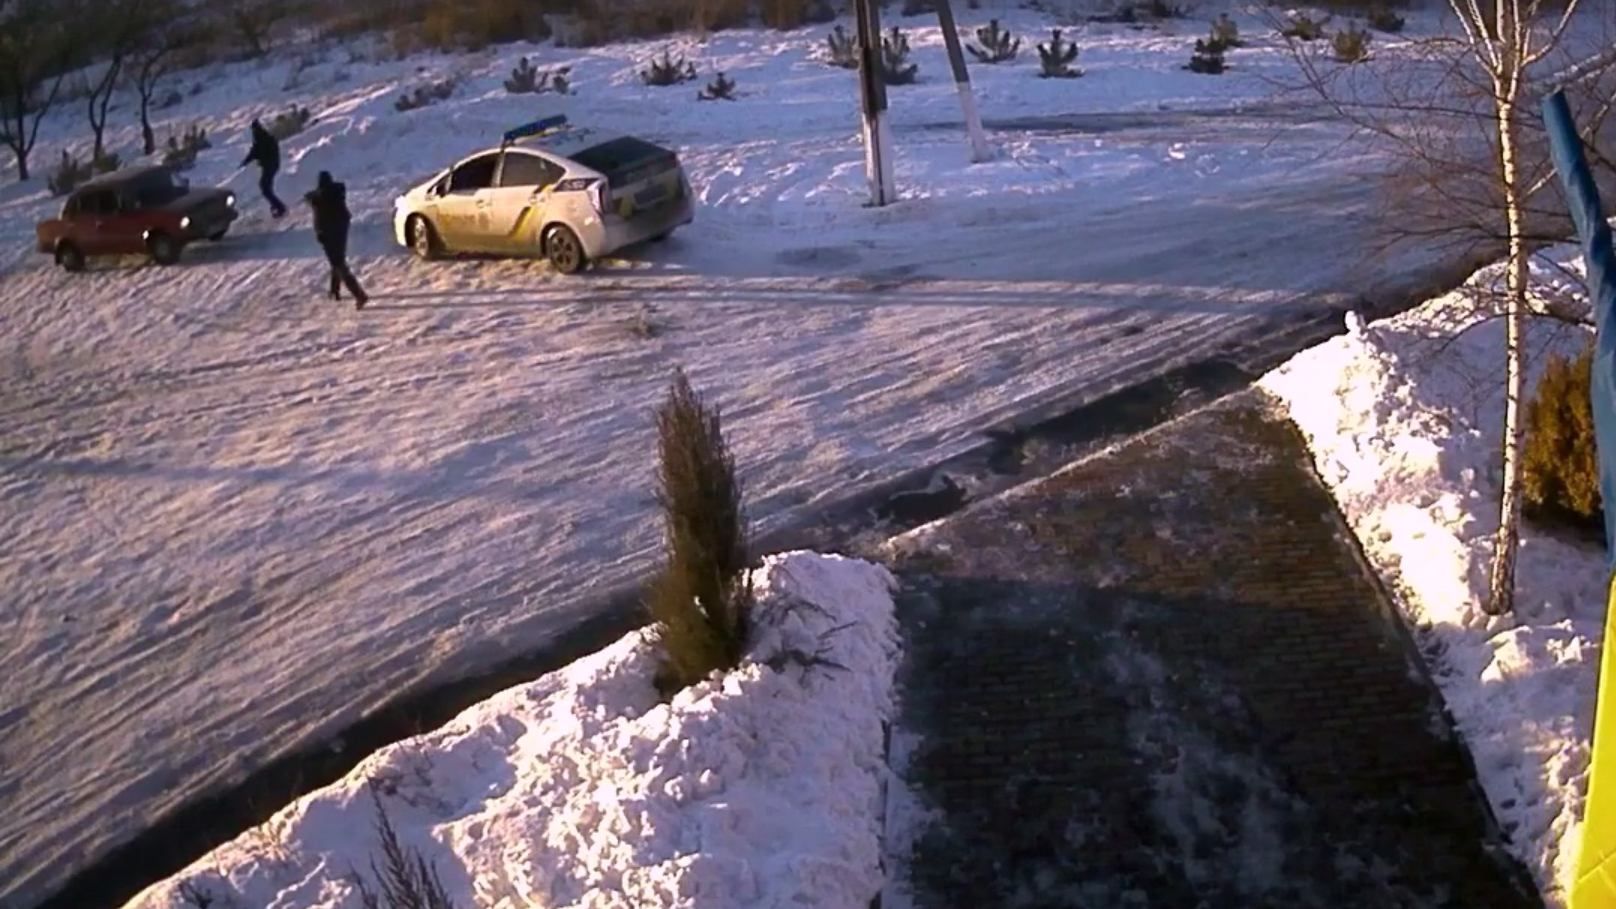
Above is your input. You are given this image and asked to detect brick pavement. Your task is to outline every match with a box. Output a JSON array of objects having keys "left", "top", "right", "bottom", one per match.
[{"left": 882, "top": 389, "right": 1540, "bottom": 909}]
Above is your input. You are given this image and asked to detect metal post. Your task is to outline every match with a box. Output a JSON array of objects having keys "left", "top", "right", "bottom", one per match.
[
  {"left": 1544, "top": 87, "right": 1616, "bottom": 909},
  {"left": 854, "top": 0, "right": 896, "bottom": 206},
  {"left": 933, "top": 0, "right": 991, "bottom": 163}
]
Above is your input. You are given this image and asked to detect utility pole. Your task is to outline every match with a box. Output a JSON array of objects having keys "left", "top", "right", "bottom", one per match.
[
  {"left": 854, "top": 0, "right": 896, "bottom": 206},
  {"left": 933, "top": 0, "right": 991, "bottom": 163}
]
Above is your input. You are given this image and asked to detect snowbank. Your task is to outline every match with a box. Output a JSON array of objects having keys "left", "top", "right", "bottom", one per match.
[
  {"left": 126, "top": 552, "right": 899, "bottom": 909},
  {"left": 1260, "top": 249, "right": 1609, "bottom": 907}
]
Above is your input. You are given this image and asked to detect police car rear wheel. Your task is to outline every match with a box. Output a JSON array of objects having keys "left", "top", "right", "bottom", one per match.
[{"left": 545, "top": 225, "right": 586, "bottom": 275}]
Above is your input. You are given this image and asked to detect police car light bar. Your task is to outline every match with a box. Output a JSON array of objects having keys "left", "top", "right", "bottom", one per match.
[{"left": 502, "top": 115, "right": 569, "bottom": 145}]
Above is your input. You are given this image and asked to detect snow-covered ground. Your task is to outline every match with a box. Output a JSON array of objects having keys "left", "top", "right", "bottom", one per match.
[
  {"left": 0, "top": 4, "right": 1504, "bottom": 905},
  {"left": 1261, "top": 249, "right": 1609, "bottom": 907},
  {"left": 116, "top": 552, "right": 897, "bottom": 909}
]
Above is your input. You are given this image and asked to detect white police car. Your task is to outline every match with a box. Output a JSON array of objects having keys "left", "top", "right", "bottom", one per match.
[{"left": 393, "top": 116, "right": 695, "bottom": 274}]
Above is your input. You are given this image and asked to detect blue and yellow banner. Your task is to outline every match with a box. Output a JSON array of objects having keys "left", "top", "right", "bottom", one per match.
[{"left": 1544, "top": 88, "right": 1616, "bottom": 908}]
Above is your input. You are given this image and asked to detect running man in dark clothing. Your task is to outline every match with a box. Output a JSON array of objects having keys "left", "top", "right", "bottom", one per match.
[
  {"left": 241, "top": 119, "right": 287, "bottom": 218},
  {"left": 305, "top": 171, "right": 369, "bottom": 309}
]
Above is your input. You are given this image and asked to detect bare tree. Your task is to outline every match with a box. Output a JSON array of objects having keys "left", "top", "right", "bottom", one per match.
[
  {"left": 218, "top": 0, "right": 291, "bottom": 58},
  {"left": 130, "top": 0, "right": 187, "bottom": 155},
  {"left": 0, "top": 0, "right": 71, "bottom": 181},
  {"left": 82, "top": 0, "right": 152, "bottom": 163},
  {"left": 1279, "top": 3, "right": 1616, "bottom": 614}
]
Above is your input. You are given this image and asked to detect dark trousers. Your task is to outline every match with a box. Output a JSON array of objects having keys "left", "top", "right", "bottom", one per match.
[
  {"left": 259, "top": 167, "right": 287, "bottom": 217},
  {"left": 321, "top": 236, "right": 367, "bottom": 302}
]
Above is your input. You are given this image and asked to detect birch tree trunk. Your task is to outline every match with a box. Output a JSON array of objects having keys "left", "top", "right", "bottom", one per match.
[{"left": 1487, "top": 92, "right": 1531, "bottom": 614}]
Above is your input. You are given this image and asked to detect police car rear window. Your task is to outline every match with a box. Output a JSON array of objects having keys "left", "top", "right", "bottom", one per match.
[{"left": 570, "top": 137, "right": 673, "bottom": 181}]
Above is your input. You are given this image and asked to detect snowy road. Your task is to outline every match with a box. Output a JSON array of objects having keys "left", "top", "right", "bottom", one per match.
[{"left": 0, "top": 14, "right": 1488, "bottom": 907}]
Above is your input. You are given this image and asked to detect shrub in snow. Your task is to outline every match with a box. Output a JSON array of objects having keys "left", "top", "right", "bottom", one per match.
[
  {"left": 47, "top": 151, "right": 91, "bottom": 197},
  {"left": 1037, "top": 28, "right": 1081, "bottom": 78},
  {"left": 1186, "top": 37, "right": 1227, "bottom": 73},
  {"left": 395, "top": 78, "right": 457, "bottom": 112},
  {"left": 648, "top": 368, "right": 754, "bottom": 696},
  {"left": 162, "top": 123, "right": 210, "bottom": 171},
  {"left": 1524, "top": 344, "right": 1601, "bottom": 539},
  {"left": 967, "top": 19, "right": 1021, "bottom": 64},
  {"left": 1367, "top": 4, "right": 1405, "bottom": 33},
  {"left": 1331, "top": 22, "right": 1372, "bottom": 62},
  {"left": 505, "top": 55, "right": 541, "bottom": 92},
  {"left": 156, "top": 88, "right": 183, "bottom": 110},
  {"left": 901, "top": 0, "right": 933, "bottom": 16},
  {"left": 352, "top": 790, "right": 456, "bottom": 909},
  {"left": 1280, "top": 11, "right": 1330, "bottom": 41},
  {"left": 505, "top": 57, "right": 572, "bottom": 94},
  {"left": 826, "top": 24, "right": 859, "bottom": 69},
  {"left": 698, "top": 71, "right": 737, "bottom": 100},
  {"left": 881, "top": 25, "right": 919, "bottom": 85},
  {"left": 641, "top": 49, "right": 698, "bottom": 86},
  {"left": 91, "top": 151, "right": 120, "bottom": 174},
  {"left": 265, "top": 105, "right": 311, "bottom": 140},
  {"left": 1211, "top": 12, "right": 1243, "bottom": 48}
]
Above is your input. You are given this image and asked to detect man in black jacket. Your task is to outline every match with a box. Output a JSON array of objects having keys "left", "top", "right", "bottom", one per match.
[
  {"left": 305, "top": 171, "right": 369, "bottom": 309},
  {"left": 241, "top": 119, "right": 287, "bottom": 218}
]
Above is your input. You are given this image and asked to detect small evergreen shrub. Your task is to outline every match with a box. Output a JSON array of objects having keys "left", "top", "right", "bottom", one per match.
[
  {"left": 1211, "top": 12, "right": 1243, "bottom": 48},
  {"left": 1367, "top": 4, "right": 1404, "bottom": 33},
  {"left": 163, "top": 123, "right": 212, "bottom": 170},
  {"left": 505, "top": 55, "right": 541, "bottom": 93},
  {"left": 1332, "top": 22, "right": 1371, "bottom": 62},
  {"left": 641, "top": 49, "right": 698, "bottom": 86},
  {"left": 967, "top": 19, "right": 1021, "bottom": 63},
  {"left": 826, "top": 24, "right": 859, "bottom": 68},
  {"left": 1523, "top": 345, "right": 1602, "bottom": 539},
  {"left": 395, "top": 78, "right": 457, "bottom": 112},
  {"left": 901, "top": 0, "right": 932, "bottom": 15},
  {"left": 354, "top": 789, "right": 457, "bottom": 909},
  {"left": 647, "top": 368, "right": 753, "bottom": 697},
  {"left": 265, "top": 105, "right": 312, "bottom": 140},
  {"left": 1186, "top": 37, "right": 1226, "bottom": 73},
  {"left": 1281, "top": 11, "right": 1330, "bottom": 41},
  {"left": 47, "top": 151, "right": 91, "bottom": 196},
  {"left": 1037, "top": 28, "right": 1081, "bottom": 78},
  {"left": 91, "top": 151, "right": 121, "bottom": 174},
  {"left": 505, "top": 57, "right": 572, "bottom": 94},
  {"left": 881, "top": 25, "right": 919, "bottom": 85},
  {"left": 698, "top": 71, "right": 737, "bottom": 100},
  {"left": 157, "top": 89, "right": 184, "bottom": 110}
]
